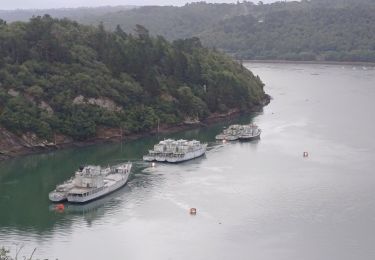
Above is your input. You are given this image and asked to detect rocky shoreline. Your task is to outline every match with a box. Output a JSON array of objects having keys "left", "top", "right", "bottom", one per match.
[{"left": 0, "top": 95, "right": 270, "bottom": 161}]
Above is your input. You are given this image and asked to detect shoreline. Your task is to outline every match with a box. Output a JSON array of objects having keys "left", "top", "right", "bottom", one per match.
[
  {"left": 242, "top": 59, "right": 375, "bottom": 67},
  {"left": 0, "top": 95, "right": 270, "bottom": 162}
]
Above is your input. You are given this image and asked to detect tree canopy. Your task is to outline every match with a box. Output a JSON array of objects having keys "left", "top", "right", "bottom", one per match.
[
  {"left": 29, "top": 0, "right": 374, "bottom": 63},
  {"left": 0, "top": 16, "right": 266, "bottom": 141}
]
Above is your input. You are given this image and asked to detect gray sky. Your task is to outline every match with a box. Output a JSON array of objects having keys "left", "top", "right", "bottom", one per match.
[{"left": 0, "top": 0, "right": 281, "bottom": 10}]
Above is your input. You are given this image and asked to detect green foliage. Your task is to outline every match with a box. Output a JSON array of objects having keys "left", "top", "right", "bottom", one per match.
[
  {"left": 26, "top": 85, "right": 43, "bottom": 98},
  {"left": 0, "top": 16, "right": 266, "bottom": 141},
  {"left": 67, "top": 1, "right": 375, "bottom": 63},
  {"left": 0, "top": 97, "right": 51, "bottom": 138},
  {"left": 62, "top": 106, "right": 96, "bottom": 140},
  {"left": 200, "top": 4, "right": 375, "bottom": 62}
]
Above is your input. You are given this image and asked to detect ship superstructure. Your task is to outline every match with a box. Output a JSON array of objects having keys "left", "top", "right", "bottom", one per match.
[
  {"left": 215, "top": 124, "right": 261, "bottom": 141},
  {"left": 49, "top": 163, "right": 132, "bottom": 203},
  {"left": 143, "top": 139, "right": 207, "bottom": 163}
]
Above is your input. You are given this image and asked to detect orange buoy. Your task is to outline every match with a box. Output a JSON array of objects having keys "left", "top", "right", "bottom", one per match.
[
  {"left": 190, "top": 208, "right": 197, "bottom": 215},
  {"left": 55, "top": 204, "right": 65, "bottom": 211}
]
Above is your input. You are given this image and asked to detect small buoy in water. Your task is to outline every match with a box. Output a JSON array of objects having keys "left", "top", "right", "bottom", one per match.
[
  {"left": 55, "top": 204, "right": 65, "bottom": 212},
  {"left": 190, "top": 208, "right": 197, "bottom": 215},
  {"left": 151, "top": 162, "right": 156, "bottom": 167},
  {"left": 222, "top": 139, "right": 227, "bottom": 144},
  {"left": 303, "top": 152, "right": 309, "bottom": 158}
]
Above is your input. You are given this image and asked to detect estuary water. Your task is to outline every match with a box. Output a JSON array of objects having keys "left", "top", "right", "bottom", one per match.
[{"left": 1, "top": 63, "right": 375, "bottom": 260}]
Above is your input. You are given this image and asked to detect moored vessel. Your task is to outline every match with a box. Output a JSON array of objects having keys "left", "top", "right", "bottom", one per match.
[
  {"left": 48, "top": 178, "right": 75, "bottom": 202},
  {"left": 49, "top": 163, "right": 132, "bottom": 203},
  {"left": 143, "top": 139, "right": 207, "bottom": 163},
  {"left": 216, "top": 124, "right": 261, "bottom": 141},
  {"left": 67, "top": 163, "right": 132, "bottom": 203},
  {"left": 238, "top": 125, "right": 261, "bottom": 141}
]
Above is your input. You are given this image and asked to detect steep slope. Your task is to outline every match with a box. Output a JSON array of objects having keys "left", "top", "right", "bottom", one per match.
[
  {"left": 0, "top": 16, "right": 268, "bottom": 158},
  {"left": 2, "top": 1, "right": 374, "bottom": 62},
  {"left": 77, "top": 1, "right": 375, "bottom": 62},
  {"left": 199, "top": 5, "right": 375, "bottom": 61}
]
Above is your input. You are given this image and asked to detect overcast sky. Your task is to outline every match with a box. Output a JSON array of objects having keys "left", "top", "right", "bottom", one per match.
[{"left": 0, "top": 0, "right": 282, "bottom": 10}]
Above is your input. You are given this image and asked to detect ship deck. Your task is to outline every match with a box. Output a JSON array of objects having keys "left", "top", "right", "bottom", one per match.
[{"left": 69, "top": 174, "right": 125, "bottom": 195}]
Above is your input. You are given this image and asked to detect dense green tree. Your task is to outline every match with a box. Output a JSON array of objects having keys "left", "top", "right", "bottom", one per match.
[
  {"left": 41, "top": 0, "right": 375, "bottom": 63},
  {"left": 0, "top": 16, "right": 266, "bottom": 141}
]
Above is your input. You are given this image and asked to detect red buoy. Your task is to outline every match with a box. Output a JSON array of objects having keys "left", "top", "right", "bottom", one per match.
[{"left": 55, "top": 204, "right": 65, "bottom": 211}]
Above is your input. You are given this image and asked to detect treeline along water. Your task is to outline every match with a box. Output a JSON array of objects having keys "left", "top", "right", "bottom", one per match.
[{"left": 0, "top": 63, "right": 375, "bottom": 260}]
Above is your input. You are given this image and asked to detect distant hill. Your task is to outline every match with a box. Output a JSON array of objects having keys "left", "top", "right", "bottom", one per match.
[
  {"left": 77, "top": 1, "right": 375, "bottom": 62},
  {"left": 0, "top": 6, "right": 136, "bottom": 23},
  {"left": 1, "top": 1, "right": 374, "bottom": 62},
  {"left": 199, "top": 4, "right": 375, "bottom": 62}
]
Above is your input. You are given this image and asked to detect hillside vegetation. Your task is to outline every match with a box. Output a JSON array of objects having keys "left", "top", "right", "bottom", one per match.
[
  {"left": 0, "top": 16, "right": 266, "bottom": 142},
  {"left": 63, "top": 0, "right": 375, "bottom": 62},
  {"left": 199, "top": 3, "right": 375, "bottom": 61}
]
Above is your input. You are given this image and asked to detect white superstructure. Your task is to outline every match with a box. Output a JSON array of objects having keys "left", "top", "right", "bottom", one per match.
[
  {"left": 48, "top": 178, "right": 75, "bottom": 202},
  {"left": 67, "top": 163, "right": 132, "bottom": 203},
  {"left": 215, "top": 125, "right": 242, "bottom": 141},
  {"left": 49, "top": 163, "right": 132, "bottom": 203},
  {"left": 143, "top": 139, "right": 207, "bottom": 163},
  {"left": 216, "top": 124, "right": 261, "bottom": 141},
  {"left": 239, "top": 124, "right": 261, "bottom": 141}
]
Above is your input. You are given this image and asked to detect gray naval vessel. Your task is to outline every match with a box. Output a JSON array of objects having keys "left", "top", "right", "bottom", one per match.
[
  {"left": 215, "top": 124, "right": 261, "bottom": 141},
  {"left": 143, "top": 139, "right": 207, "bottom": 163},
  {"left": 49, "top": 163, "right": 132, "bottom": 203}
]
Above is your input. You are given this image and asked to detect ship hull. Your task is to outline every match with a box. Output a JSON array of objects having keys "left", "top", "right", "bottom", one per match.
[
  {"left": 143, "top": 155, "right": 155, "bottom": 162},
  {"left": 225, "top": 135, "right": 239, "bottom": 141},
  {"left": 215, "top": 134, "right": 226, "bottom": 140},
  {"left": 165, "top": 147, "right": 206, "bottom": 163},
  {"left": 67, "top": 174, "right": 130, "bottom": 204},
  {"left": 49, "top": 192, "right": 68, "bottom": 203},
  {"left": 143, "top": 144, "right": 207, "bottom": 163},
  {"left": 239, "top": 132, "right": 261, "bottom": 141}
]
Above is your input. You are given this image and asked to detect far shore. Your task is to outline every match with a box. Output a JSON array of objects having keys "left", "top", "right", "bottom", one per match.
[{"left": 242, "top": 59, "right": 375, "bottom": 67}]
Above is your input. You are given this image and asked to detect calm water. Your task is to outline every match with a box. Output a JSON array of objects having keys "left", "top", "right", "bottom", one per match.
[{"left": 1, "top": 63, "right": 375, "bottom": 260}]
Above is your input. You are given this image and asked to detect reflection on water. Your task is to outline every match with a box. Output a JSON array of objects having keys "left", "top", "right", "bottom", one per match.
[
  {"left": 1, "top": 63, "right": 375, "bottom": 260},
  {"left": 0, "top": 118, "right": 251, "bottom": 233}
]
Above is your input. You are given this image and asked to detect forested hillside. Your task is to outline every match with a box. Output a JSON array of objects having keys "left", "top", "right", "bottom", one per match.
[
  {"left": 40, "top": 0, "right": 374, "bottom": 62},
  {"left": 199, "top": 4, "right": 375, "bottom": 61},
  {"left": 0, "top": 16, "right": 266, "bottom": 144},
  {"left": 1, "top": 1, "right": 374, "bottom": 62}
]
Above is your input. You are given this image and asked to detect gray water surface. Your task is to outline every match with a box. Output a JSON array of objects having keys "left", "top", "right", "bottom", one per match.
[{"left": 1, "top": 63, "right": 374, "bottom": 260}]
